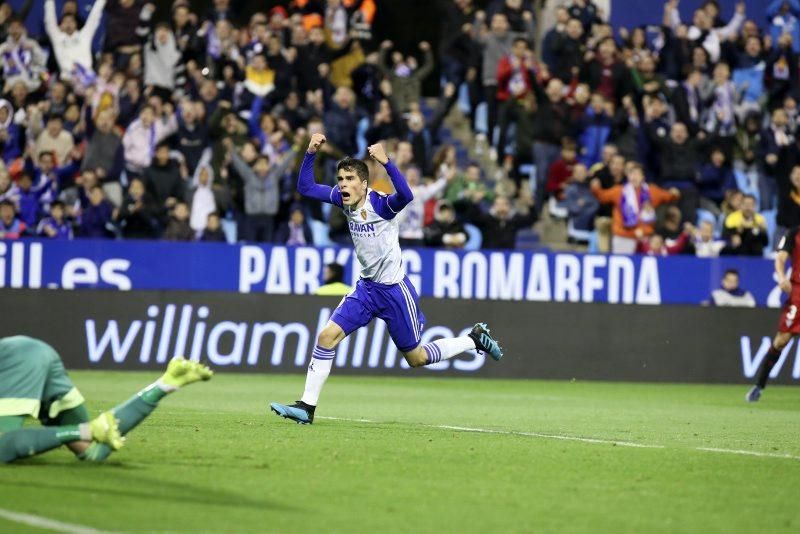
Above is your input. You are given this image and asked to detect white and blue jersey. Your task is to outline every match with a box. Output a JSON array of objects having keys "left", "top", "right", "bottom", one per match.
[{"left": 297, "top": 153, "right": 424, "bottom": 352}]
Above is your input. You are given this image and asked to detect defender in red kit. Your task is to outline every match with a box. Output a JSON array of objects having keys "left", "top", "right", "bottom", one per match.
[{"left": 746, "top": 227, "right": 800, "bottom": 402}]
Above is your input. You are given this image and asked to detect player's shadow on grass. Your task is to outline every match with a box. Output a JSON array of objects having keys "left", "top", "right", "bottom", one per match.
[{"left": 7, "top": 470, "right": 292, "bottom": 511}]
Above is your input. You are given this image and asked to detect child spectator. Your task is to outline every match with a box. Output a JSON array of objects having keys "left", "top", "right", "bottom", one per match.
[
  {"left": 0, "top": 199, "right": 25, "bottom": 239},
  {"left": 80, "top": 185, "right": 114, "bottom": 239},
  {"left": 565, "top": 163, "right": 599, "bottom": 233},
  {"left": 36, "top": 200, "right": 72, "bottom": 239},
  {"left": 163, "top": 202, "right": 194, "bottom": 241},
  {"left": 199, "top": 212, "right": 227, "bottom": 243}
]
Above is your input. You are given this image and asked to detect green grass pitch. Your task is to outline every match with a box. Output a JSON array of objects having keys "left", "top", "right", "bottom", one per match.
[{"left": 1, "top": 371, "right": 799, "bottom": 533}]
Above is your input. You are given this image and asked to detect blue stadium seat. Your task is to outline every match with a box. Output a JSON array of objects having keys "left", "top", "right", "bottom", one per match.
[
  {"left": 567, "top": 220, "right": 594, "bottom": 244},
  {"left": 221, "top": 218, "right": 238, "bottom": 244},
  {"left": 464, "top": 223, "right": 482, "bottom": 250},
  {"left": 695, "top": 209, "right": 717, "bottom": 227},
  {"left": 310, "top": 220, "right": 335, "bottom": 247},
  {"left": 762, "top": 209, "right": 777, "bottom": 256}
]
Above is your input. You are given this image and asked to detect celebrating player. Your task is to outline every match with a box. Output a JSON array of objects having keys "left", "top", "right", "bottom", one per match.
[
  {"left": 746, "top": 228, "right": 800, "bottom": 402},
  {"left": 270, "top": 135, "right": 504, "bottom": 424},
  {"left": 0, "top": 336, "right": 213, "bottom": 463}
]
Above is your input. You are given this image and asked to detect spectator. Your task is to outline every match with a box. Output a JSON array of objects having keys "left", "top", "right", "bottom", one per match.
[
  {"left": 175, "top": 101, "right": 208, "bottom": 176},
  {"left": 551, "top": 18, "right": 586, "bottom": 83},
  {"left": 33, "top": 115, "right": 74, "bottom": 166},
  {"left": 0, "top": 199, "right": 25, "bottom": 239},
  {"left": 115, "top": 178, "right": 160, "bottom": 239},
  {"left": 275, "top": 206, "right": 313, "bottom": 246},
  {"left": 314, "top": 263, "right": 353, "bottom": 296},
  {"left": 188, "top": 163, "right": 217, "bottom": 239},
  {"left": 0, "top": 17, "right": 46, "bottom": 93},
  {"left": 495, "top": 38, "right": 536, "bottom": 157},
  {"left": 140, "top": 11, "right": 186, "bottom": 96},
  {"left": 530, "top": 77, "right": 569, "bottom": 212},
  {"left": 80, "top": 185, "right": 115, "bottom": 238},
  {"left": 324, "top": 87, "right": 358, "bottom": 158},
  {"left": 723, "top": 194, "right": 769, "bottom": 255},
  {"left": 396, "top": 165, "right": 448, "bottom": 247},
  {"left": 144, "top": 142, "right": 186, "bottom": 210},
  {"left": 163, "top": 202, "right": 194, "bottom": 241},
  {"left": 425, "top": 200, "right": 467, "bottom": 248},
  {"left": 461, "top": 195, "right": 536, "bottom": 249},
  {"left": 578, "top": 93, "right": 613, "bottom": 167},
  {"left": 36, "top": 201, "right": 72, "bottom": 239},
  {"left": 691, "top": 220, "right": 733, "bottom": 257},
  {"left": 778, "top": 165, "right": 800, "bottom": 231},
  {"left": 760, "top": 107, "right": 795, "bottom": 211},
  {"left": 564, "top": 163, "right": 599, "bottom": 233},
  {"left": 697, "top": 148, "right": 736, "bottom": 214},
  {"left": 0, "top": 99, "right": 22, "bottom": 164},
  {"left": 199, "top": 212, "right": 227, "bottom": 243},
  {"left": 230, "top": 141, "right": 297, "bottom": 243},
  {"left": 546, "top": 142, "right": 578, "bottom": 202},
  {"left": 767, "top": 0, "right": 800, "bottom": 55},
  {"left": 475, "top": 11, "right": 535, "bottom": 155},
  {"left": 710, "top": 269, "right": 756, "bottom": 307},
  {"left": 378, "top": 40, "right": 434, "bottom": 114},
  {"left": 647, "top": 121, "right": 705, "bottom": 224},
  {"left": 637, "top": 228, "right": 690, "bottom": 256},
  {"left": 591, "top": 162, "right": 680, "bottom": 253},
  {"left": 122, "top": 104, "right": 178, "bottom": 176},
  {"left": 82, "top": 108, "right": 123, "bottom": 180},
  {"left": 44, "top": 0, "right": 107, "bottom": 84}
]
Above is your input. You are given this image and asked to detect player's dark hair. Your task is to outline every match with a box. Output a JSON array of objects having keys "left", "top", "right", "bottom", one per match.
[
  {"left": 326, "top": 263, "right": 345, "bottom": 284},
  {"left": 724, "top": 269, "right": 739, "bottom": 277},
  {"left": 38, "top": 150, "right": 55, "bottom": 161},
  {"left": 337, "top": 157, "right": 369, "bottom": 184},
  {"left": 0, "top": 199, "right": 15, "bottom": 210}
]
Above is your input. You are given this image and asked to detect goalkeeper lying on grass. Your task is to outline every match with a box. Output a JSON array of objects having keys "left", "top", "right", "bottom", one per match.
[{"left": 0, "top": 336, "right": 212, "bottom": 463}]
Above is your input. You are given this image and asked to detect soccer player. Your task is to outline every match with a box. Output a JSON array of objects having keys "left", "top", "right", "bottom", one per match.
[
  {"left": 270, "top": 135, "right": 504, "bottom": 424},
  {"left": 746, "top": 228, "right": 799, "bottom": 402},
  {"left": 0, "top": 336, "right": 213, "bottom": 463}
]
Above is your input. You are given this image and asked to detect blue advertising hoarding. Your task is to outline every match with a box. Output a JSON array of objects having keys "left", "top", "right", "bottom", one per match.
[{"left": 0, "top": 239, "right": 783, "bottom": 307}]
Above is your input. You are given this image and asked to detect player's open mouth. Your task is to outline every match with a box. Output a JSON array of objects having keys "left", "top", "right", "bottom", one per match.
[{"left": 341, "top": 192, "right": 351, "bottom": 202}]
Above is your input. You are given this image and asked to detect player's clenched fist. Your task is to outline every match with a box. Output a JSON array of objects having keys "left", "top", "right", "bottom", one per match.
[
  {"left": 307, "top": 133, "right": 326, "bottom": 154},
  {"left": 367, "top": 143, "right": 389, "bottom": 165}
]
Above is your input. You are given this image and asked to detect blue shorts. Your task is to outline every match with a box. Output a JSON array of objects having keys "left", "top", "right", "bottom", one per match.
[{"left": 330, "top": 277, "right": 425, "bottom": 353}]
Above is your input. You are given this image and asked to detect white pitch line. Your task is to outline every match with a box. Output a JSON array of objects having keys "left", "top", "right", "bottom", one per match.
[
  {"left": 319, "top": 417, "right": 800, "bottom": 459},
  {"left": 0, "top": 508, "right": 110, "bottom": 534},
  {"left": 317, "top": 416, "right": 664, "bottom": 449},
  {"left": 696, "top": 447, "right": 800, "bottom": 461},
  {"left": 435, "top": 424, "right": 665, "bottom": 449}
]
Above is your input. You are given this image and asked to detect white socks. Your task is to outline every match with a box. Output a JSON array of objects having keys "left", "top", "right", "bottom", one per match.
[
  {"left": 422, "top": 336, "right": 476, "bottom": 365},
  {"left": 300, "top": 346, "right": 335, "bottom": 406}
]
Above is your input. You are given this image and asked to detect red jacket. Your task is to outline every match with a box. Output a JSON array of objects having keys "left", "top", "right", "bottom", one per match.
[
  {"left": 496, "top": 55, "right": 534, "bottom": 102},
  {"left": 546, "top": 158, "right": 576, "bottom": 199}
]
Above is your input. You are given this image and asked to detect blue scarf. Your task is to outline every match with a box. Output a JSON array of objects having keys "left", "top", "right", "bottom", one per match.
[{"left": 620, "top": 183, "right": 654, "bottom": 228}]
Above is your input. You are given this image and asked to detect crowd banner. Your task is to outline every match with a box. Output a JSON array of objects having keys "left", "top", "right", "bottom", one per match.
[
  {"left": 0, "top": 240, "right": 782, "bottom": 307},
  {"left": 0, "top": 289, "right": 796, "bottom": 384}
]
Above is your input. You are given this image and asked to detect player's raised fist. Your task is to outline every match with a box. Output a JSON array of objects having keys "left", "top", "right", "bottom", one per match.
[
  {"left": 308, "top": 133, "right": 326, "bottom": 154},
  {"left": 368, "top": 143, "right": 389, "bottom": 165}
]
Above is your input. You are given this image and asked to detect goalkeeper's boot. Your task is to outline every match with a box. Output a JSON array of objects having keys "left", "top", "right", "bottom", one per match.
[
  {"left": 270, "top": 401, "right": 315, "bottom": 425},
  {"left": 745, "top": 386, "right": 762, "bottom": 403},
  {"left": 161, "top": 357, "right": 214, "bottom": 388},
  {"left": 89, "top": 411, "right": 125, "bottom": 451},
  {"left": 469, "top": 323, "right": 504, "bottom": 361}
]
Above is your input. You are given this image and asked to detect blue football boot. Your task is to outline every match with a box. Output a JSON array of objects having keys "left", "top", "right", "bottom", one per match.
[
  {"left": 469, "top": 323, "right": 504, "bottom": 361},
  {"left": 270, "top": 400, "right": 315, "bottom": 424}
]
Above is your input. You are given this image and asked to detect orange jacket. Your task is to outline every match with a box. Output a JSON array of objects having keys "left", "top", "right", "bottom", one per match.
[{"left": 592, "top": 183, "right": 678, "bottom": 239}]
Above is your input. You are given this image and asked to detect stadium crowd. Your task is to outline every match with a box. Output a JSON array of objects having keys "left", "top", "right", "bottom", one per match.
[{"left": 0, "top": 0, "right": 797, "bottom": 257}]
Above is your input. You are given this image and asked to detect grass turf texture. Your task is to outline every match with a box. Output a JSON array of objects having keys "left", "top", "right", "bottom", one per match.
[{"left": 1, "top": 372, "right": 799, "bottom": 533}]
